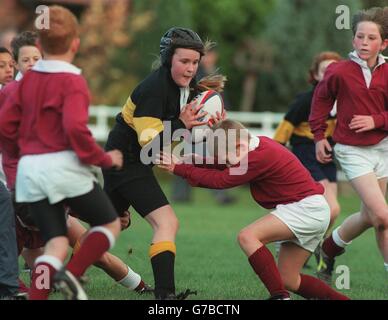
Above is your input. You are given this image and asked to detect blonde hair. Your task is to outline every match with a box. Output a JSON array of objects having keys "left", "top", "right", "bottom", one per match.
[
  {"left": 208, "top": 119, "right": 251, "bottom": 158},
  {"left": 37, "top": 5, "right": 79, "bottom": 55},
  {"left": 196, "top": 73, "right": 227, "bottom": 93},
  {"left": 196, "top": 40, "right": 227, "bottom": 93}
]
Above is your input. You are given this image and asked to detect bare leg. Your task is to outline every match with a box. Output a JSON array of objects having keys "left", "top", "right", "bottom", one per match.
[
  {"left": 319, "top": 180, "right": 340, "bottom": 232},
  {"left": 340, "top": 175, "right": 388, "bottom": 261},
  {"left": 145, "top": 205, "right": 179, "bottom": 299}
]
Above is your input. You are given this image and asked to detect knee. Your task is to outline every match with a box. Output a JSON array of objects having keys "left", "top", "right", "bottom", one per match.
[
  {"left": 371, "top": 209, "right": 388, "bottom": 231},
  {"left": 170, "top": 214, "right": 179, "bottom": 232},
  {"left": 280, "top": 272, "right": 300, "bottom": 292},
  {"left": 106, "top": 218, "right": 121, "bottom": 237},
  {"left": 154, "top": 214, "right": 179, "bottom": 235},
  {"left": 237, "top": 228, "right": 256, "bottom": 248},
  {"left": 164, "top": 214, "right": 179, "bottom": 233}
]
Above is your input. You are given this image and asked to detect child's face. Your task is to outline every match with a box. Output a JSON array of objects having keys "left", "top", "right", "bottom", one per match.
[
  {"left": 353, "top": 21, "right": 387, "bottom": 67},
  {"left": 0, "top": 52, "right": 14, "bottom": 85},
  {"left": 16, "top": 46, "right": 41, "bottom": 75},
  {"left": 314, "top": 59, "right": 337, "bottom": 82},
  {"left": 171, "top": 48, "right": 200, "bottom": 88}
]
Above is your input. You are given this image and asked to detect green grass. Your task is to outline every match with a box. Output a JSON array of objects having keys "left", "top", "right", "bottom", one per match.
[{"left": 20, "top": 179, "right": 388, "bottom": 300}]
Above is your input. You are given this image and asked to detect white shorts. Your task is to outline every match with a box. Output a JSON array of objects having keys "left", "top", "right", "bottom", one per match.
[
  {"left": 271, "top": 195, "right": 330, "bottom": 253},
  {"left": 16, "top": 151, "right": 97, "bottom": 204},
  {"left": 334, "top": 137, "right": 388, "bottom": 181}
]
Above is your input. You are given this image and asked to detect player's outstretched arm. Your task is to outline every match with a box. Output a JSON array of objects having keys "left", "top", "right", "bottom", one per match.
[
  {"left": 155, "top": 151, "right": 182, "bottom": 173},
  {"left": 106, "top": 149, "right": 123, "bottom": 169}
]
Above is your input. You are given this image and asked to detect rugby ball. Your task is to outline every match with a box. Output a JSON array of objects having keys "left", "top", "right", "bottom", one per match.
[{"left": 190, "top": 90, "right": 224, "bottom": 143}]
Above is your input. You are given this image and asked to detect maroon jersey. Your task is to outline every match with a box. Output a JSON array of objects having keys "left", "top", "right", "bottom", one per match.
[
  {"left": 0, "top": 64, "right": 112, "bottom": 168},
  {"left": 309, "top": 59, "right": 388, "bottom": 146},
  {"left": 174, "top": 136, "right": 324, "bottom": 209}
]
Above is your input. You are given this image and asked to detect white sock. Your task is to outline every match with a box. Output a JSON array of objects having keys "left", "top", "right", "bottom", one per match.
[
  {"left": 117, "top": 266, "right": 141, "bottom": 290},
  {"left": 384, "top": 262, "right": 388, "bottom": 272},
  {"left": 332, "top": 227, "right": 352, "bottom": 248},
  {"left": 35, "top": 255, "right": 63, "bottom": 271}
]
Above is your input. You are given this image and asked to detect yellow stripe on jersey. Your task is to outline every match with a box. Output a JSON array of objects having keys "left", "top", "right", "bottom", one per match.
[
  {"left": 121, "top": 96, "right": 136, "bottom": 130},
  {"left": 149, "top": 241, "right": 176, "bottom": 258},
  {"left": 293, "top": 119, "right": 336, "bottom": 139},
  {"left": 273, "top": 120, "right": 295, "bottom": 144},
  {"left": 121, "top": 96, "right": 164, "bottom": 147},
  {"left": 293, "top": 122, "right": 314, "bottom": 139},
  {"left": 133, "top": 117, "right": 164, "bottom": 147}
]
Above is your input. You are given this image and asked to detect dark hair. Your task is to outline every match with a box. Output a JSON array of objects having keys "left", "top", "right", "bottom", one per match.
[
  {"left": 308, "top": 51, "right": 342, "bottom": 85},
  {"left": 160, "top": 27, "right": 205, "bottom": 67},
  {"left": 10, "top": 31, "right": 38, "bottom": 61},
  {"left": 352, "top": 7, "right": 388, "bottom": 40},
  {"left": 0, "top": 46, "right": 12, "bottom": 56}
]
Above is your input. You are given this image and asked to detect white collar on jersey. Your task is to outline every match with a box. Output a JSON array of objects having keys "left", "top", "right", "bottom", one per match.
[
  {"left": 248, "top": 135, "right": 260, "bottom": 152},
  {"left": 32, "top": 59, "right": 82, "bottom": 75},
  {"left": 15, "top": 71, "right": 23, "bottom": 81},
  {"left": 349, "top": 50, "right": 386, "bottom": 70},
  {"left": 349, "top": 51, "right": 386, "bottom": 88}
]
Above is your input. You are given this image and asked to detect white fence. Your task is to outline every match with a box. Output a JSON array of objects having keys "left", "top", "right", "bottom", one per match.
[
  {"left": 88, "top": 105, "right": 284, "bottom": 142},
  {"left": 89, "top": 105, "right": 347, "bottom": 181}
]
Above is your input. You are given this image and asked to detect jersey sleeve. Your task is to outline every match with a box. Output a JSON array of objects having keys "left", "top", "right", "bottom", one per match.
[
  {"left": 0, "top": 85, "right": 22, "bottom": 158},
  {"left": 309, "top": 65, "right": 339, "bottom": 142},
  {"left": 173, "top": 154, "right": 263, "bottom": 189},
  {"left": 62, "top": 77, "right": 112, "bottom": 168},
  {"left": 130, "top": 84, "right": 185, "bottom": 151}
]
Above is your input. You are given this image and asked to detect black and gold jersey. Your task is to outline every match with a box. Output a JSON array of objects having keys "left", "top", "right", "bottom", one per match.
[
  {"left": 121, "top": 65, "right": 195, "bottom": 147},
  {"left": 107, "top": 65, "right": 198, "bottom": 164},
  {"left": 273, "top": 87, "right": 336, "bottom": 146}
]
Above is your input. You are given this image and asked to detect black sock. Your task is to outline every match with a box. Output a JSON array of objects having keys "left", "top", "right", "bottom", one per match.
[{"left": 151, "top": 251, "right": 175, "bottom": 299}]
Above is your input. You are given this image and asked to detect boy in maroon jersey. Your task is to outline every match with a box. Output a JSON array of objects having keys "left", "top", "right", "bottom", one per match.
[
  {"left": 157, "top": 119, "right": 349, "bottom": 300},
  {"left": 309, "top": 7, "right": 388, "bottom": 283},
  {"left": 0, "top": 29, "right": 152, "bottom": 297},
  {"left": 0, "top": 6, "right": 123, "bottom": 300}
]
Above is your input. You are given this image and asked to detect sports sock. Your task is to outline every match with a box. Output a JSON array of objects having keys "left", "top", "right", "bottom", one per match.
[
  {"left": 149, "top": 241, "right": 176, "bottom": 299},
  {"left": 332, "top": 227, "right": 352, "bottom": 247},
  {"left": 384, "top": 262, "right": 388, "bottom": 272},
  {"left": 248, "top": 246, "right": 289, "bottom": 298},
  {"left": 67, "top": 227, "right": 115, "bottom": 278},
  {"left": 29, "top": 255, "right": 62, "bottom": 300},
  {"left": 117, "top": 266, "right": 142, "bottom": 290},
  {"left": 295, "top": 274, "right": 349, "bottom": 300},
  {"left": 322, "top": 228, "right": 348, "bottom": 258},
  {"left": 134, "top": 280, "right": 147, "bottom": 292}
]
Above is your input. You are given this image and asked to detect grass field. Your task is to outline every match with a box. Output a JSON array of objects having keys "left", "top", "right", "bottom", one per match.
[{"left": 21, "top": 177, "right": 388, "bottom": 300}]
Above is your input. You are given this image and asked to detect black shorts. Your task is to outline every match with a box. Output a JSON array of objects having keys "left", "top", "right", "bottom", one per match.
[
  {"left": 292, "top": 143, "right": 337, "bottom": 183},
  {"left": 27, "top": 183, "right": 118, "bottom": 242},
  {"left": 103, "top": 119, "right": 169, "bottom": 218},
  {"left": 15, "top": 218, "right": 45, "bottom": 255},
  {"left": 104, "top": 172, "right": 169, "bottom": 218}
]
